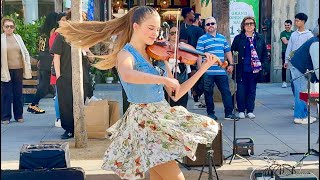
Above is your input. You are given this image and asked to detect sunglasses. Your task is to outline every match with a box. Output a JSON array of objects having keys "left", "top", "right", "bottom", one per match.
[
  {"left": 244, "top": 22, "right": 255, "bottom": 26},
  {"left": 4, "top": 25, "right": 15, "bottom": 29},
  {"left": 206, "top": 22, "right": 216, "bottom": 26},
  {"left": 170, "top": 31, "right": 177, "bottom": 35}
]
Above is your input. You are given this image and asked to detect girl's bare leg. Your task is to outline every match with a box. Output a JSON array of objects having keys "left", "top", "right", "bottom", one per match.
[
  {"left": 150, "top": 160, "right": 185, "bottom": 180},
  {"left": 149, "top": 168, "right": 163, "bottom": 180}
]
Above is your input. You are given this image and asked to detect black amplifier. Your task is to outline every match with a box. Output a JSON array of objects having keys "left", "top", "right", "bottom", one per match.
[
  {"left": 234, "top": 138, "right": 254, "bottom": 156},
  {"left": 19, "top": 143, "right": 70, "bottom": 170}
]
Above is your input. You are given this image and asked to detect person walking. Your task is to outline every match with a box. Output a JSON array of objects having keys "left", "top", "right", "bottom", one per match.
[
  {"left": 27, "top": 12, "right": 60, "bottom": 114},
  {"left": 196, "top": 17, "right": 235, "bottom": 120},
  {"left": 231, "top": 16, "right": 268, "bottom": 119},
  {"left": 57, "top": 6, "right": 220, "bottom": 179},
  {"left": 1, "top": 17, "right": 32, "bottom": 124}
]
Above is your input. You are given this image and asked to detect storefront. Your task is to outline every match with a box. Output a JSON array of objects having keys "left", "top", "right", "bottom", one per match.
[
  {"left": 3, "top": 0, "right": 55, "bottom": 23},
  {"left": 110, "top": 0, "right": 199, "bottom": 25}
]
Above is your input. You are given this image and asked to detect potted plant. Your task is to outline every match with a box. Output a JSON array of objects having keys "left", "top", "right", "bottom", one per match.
[{"left": 105, "top": 70, "right": 114, "bottom": 84}]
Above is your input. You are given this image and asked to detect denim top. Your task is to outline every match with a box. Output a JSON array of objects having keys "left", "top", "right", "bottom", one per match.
[{"left": 119, "top": 43, "right": 167, "bottom": 103}]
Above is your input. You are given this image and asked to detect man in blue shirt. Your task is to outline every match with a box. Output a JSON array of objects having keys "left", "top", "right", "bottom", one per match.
[{"left": 196, "top": 17, "right": 235, "bottom": 120}]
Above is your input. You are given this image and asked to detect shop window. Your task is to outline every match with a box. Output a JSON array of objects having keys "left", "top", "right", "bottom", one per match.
[
  {"left": 3, "top": 1, "right": 24, "bottom": 19},
  {"left": 38, "top": 0, "right": 54, "bottom": 18}
]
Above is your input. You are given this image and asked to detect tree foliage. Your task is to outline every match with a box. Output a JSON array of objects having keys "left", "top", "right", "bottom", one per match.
[
  {"left": 6, "top": 14, "right": 45, "bottom": 58},
  {"left": 201, "top": 0, "right": 211, "bottom": 7}
]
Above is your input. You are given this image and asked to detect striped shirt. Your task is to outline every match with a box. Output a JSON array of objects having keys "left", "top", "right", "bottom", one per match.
[{"left": 196, "top": 33, "right": 231, "bottom": 75}]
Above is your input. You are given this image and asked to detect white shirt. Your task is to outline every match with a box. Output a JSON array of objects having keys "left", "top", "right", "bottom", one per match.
[{"left": 168, "top": 58, "right": 191, "bottom": 74}]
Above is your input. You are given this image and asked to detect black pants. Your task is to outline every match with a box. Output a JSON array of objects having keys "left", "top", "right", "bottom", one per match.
[
  {"left": 281, "top": 52, "right": 286, "bottom": 82},
  {"left": 122, "top": 86, "right": 130, "bottom": 114},
  {"left": 1, "top": 69, "right": 23, "bottom": 121},
  {"left": 56, "top": 76, "right": 87, "bottom": 133},
  {"left": 32, "top": 70, "right": 51, "bottom": 105},
  {"left": 236, "top": 72, "right": 258, "bottom": 113},
  {"left": 192, "top": 76, "right": 204, "bottom": 102},
  {"left": 164, "top": 90, "right": 188, "bottom": 108}
]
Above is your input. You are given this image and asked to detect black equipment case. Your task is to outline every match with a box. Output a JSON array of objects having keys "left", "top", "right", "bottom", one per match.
[
  {"left": 1, "top": 167, "right": 85, "bottom": 180},
  {"left": 19, "top": 143, "right": 70, "bottom": 169}
]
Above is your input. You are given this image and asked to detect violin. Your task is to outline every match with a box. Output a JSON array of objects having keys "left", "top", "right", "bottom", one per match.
[
  {"left": 146, "top": 41, "right": 197, "bottom": 65},
  {"left": 146, "top": 42, "right": 229, "bottom": 68}
]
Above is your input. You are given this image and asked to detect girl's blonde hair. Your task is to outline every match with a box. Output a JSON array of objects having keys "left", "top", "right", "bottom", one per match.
[{"left": 56, "top": 6, "right": 158, "bottom": 70}]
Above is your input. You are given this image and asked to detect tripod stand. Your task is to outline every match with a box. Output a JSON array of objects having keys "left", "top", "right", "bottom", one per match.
[
  {"left": 224, "top": 51, "right": 253, "bottom": 165},
  {"left": 198, "top": 143, "right": 219, "bottom": 180},
  {"left": 289, "top": 69, "right": 319, "bottom": 165}
]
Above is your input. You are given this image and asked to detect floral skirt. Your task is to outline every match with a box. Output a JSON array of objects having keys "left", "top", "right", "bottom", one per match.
[{"left": 101, "top": 100, "right": 219, "bottom": 179}]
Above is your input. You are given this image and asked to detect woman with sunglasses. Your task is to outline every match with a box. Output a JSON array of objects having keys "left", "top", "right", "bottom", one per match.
[
  {"left": 231, "top": 16, "right": 268, "bottom": 119},
  {"left": 57, "top": 6, "right": 220, "bottom": 179},
  {"left": 1, "top": 17, "right": 32, "bottom": 124}
]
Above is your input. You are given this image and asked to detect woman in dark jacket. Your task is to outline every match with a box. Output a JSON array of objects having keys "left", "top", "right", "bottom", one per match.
[{"left": 231, "top": 16, "right": 268, "bottom": 119}]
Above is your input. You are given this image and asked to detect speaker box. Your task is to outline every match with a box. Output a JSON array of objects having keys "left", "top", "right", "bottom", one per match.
[
  {"left": 1, "top": 167, "right": 85, "bottom": 180},
  {"left": 19, "top": 143, "right": 70, "bottom": 170},
  {"left": 183, "top": 123, "right": 223, "bottom": 166}
]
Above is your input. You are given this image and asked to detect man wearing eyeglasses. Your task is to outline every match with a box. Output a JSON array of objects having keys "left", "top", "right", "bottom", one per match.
[{"left": 196, "top": 17, "right": 235, "bottom": 120}]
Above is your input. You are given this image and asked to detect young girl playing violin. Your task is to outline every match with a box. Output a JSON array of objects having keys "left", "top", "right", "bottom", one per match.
[{"left": 57, "top": 6, "right": 220, "bottom": 180}]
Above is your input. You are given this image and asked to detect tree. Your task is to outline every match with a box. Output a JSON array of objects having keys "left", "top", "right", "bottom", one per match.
[
  {"left": 71, "top": 0, "right": 88, "bottom": 148},
  {"left": 211, "top": 0, "right": 230, "bottom": 42}
]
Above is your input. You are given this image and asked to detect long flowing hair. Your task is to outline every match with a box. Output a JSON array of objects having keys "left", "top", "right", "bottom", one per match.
[{"left": 56, "top": 6, "right": 158, "bottom": 70}]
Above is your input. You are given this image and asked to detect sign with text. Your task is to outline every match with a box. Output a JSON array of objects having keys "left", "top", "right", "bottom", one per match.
[{"left": 229, "top": 0, "right": 260, "bottom": 43}]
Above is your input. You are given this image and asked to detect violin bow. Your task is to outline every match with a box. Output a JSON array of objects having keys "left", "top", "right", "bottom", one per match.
[{"left": 171, "top": 8, "right": 182, "bottom": 96}]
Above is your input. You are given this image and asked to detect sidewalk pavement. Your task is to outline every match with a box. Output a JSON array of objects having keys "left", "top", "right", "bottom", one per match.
[{"left": 1, "top": 83, "right": 319, "bottom": 179}]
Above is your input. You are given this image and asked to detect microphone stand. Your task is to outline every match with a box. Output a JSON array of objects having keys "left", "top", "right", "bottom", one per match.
[
  {"left": 289, "top": 68, "right": 319, "bottom": 166},
  {"left": 224, "top": 51, "right": 253, "bottom": 165}
]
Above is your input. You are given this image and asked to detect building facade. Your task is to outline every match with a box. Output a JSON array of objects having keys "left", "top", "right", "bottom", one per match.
[{"left": 3, "top": 0, "right": 318, "bottom": 83}]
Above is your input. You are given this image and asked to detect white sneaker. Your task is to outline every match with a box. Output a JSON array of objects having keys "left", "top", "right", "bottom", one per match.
[
  {"left": 239, "top": 112, "right": 245, "bottom": 119},
  {"left": 55, "top": 118, "right": 61, "bottom": 127},
  {"left": 193, "top": 102, "right": 202, "bottom": 109},
  {"left": 247, "top": 113, "right": 256, "bottom": 119},
  {"left": 282, "top": 82, "right": 287, "bottom": 88},
  {"left": 193, "top": 102, "right": 206, "bottom": 109},
  {"left": 294, "top": 117, "right": 317, "bottom": 124}
]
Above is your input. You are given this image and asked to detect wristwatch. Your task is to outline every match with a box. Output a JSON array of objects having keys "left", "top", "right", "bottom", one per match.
[{"left": 229, "top": 64, "right": 235, "bottom": 66}]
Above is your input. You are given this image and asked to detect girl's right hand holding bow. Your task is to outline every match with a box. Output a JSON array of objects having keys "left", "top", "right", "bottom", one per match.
[
  {"left": 201, "top": 53, "right": 221, "bottom": 70},
  {"left": 164, "top": 77, "right": 180, "bottom": 94}
]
